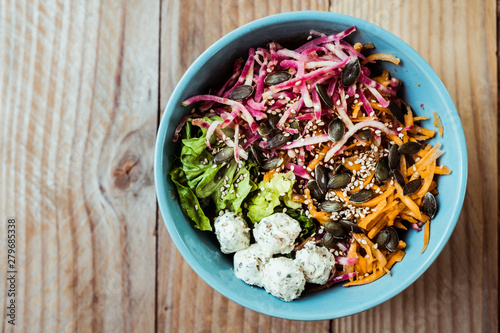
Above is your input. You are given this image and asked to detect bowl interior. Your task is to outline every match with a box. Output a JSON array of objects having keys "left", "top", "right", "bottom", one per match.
[{"left": 155, "top": 12, "right": 467, "bottom": 320}]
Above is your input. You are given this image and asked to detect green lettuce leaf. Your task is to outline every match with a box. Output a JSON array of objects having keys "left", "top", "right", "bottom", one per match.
[
  {"left": 169, "top": 160, "right": 212, "bottom": 231},
  {"left": 169, "top": 116, "right": 259, "bottom": 229},
  {"left": 247, "top": 171, "right": 301, "bottom": 223},
  {"left": 213, "top": 163, "right": 258, "bottom": 212}
]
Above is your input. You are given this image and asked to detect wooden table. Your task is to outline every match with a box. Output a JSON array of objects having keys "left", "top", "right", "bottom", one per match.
[{"left": 0, "top": 0, "right": 497, "bottom": 332}]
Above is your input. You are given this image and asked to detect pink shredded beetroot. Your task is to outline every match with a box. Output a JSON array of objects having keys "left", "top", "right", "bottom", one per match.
[
  {"left": 335, "top": 256, "right": 358, "bottom": 265},
  {"left": 295, "top": 25, "right": 356, "bottom": 53},
  {"left": 324, "top": 120, "right": 399, "bottom": 161},
  {"left": 286, "top": 163, "right": 313, "bottom": 180},
  {"left": 200, "top": 58, "right": 243, "bottom": 111},
  {"left": 325, "top": 272, "right": 358, "bottom": 288},
  {"left": 182, "top": 95, "right": 258, "bottom": 132},
  {"left": 280, "top": 134, "right": 330, "bottom": 150}
]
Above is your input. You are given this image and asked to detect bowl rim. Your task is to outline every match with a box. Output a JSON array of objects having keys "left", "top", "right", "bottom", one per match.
[{"left": 154, "top": 11, "right": 468, "bottom": 320}]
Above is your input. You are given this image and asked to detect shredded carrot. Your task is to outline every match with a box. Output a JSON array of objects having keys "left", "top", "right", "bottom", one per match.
[
  {"left": 432, "top": 111, "right": 443, "bottom": 137},
  {"left": 395, "top": 182, "right": 422, "bottom": 220},
  {"left": 394, "top": 219, "right": 407, "bottom": 230},
  {"left": 344, "top": 269, "right": 386, "bottom": 286},
  {"left": 434, "top": 165, "right": 451, "bottom": 175},
  {"left": 386, "top": 250, "right": 405, "bottom": 270},
  {"left": 412, "top": 160, "right": 436, "bottom": 199},
  {"left": 351, "top": 101, "right": 363, "bottom": 118},
  {"left": 406, "top": 143, "right": 443, "bottom": 174},
  {"left": 420, "top": 221, "right": 431, "bottom": 253},
  {"left": 302, "top": 189, "right": 330, "bottom": 224},
  {"left": 362, "top": 53, "right": 401, "bottom": 65},
  {"left": 306, "top": 143, "right": 331, "bottom": 171},
  {"left": 411, "top": 125, "right": 436, "bottom": 138},
  {"left": 387, "top": 134, "right": 404, "bottom": 146},
  {"left": 413, "top": 116, "right": 430, "bottom": 121},
  {"left": 263, "top": 169, "right": 277, "bottom": 183}
]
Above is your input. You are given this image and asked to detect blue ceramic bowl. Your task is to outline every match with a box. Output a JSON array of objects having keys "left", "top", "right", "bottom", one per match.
[{"left": 155, "top": 11, "right": 467, "bottom": 320}]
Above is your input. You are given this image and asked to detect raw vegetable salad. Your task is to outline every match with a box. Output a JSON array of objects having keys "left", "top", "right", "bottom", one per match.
[{"left": 169, "top": 26, "right": 449, "bottom": 302}]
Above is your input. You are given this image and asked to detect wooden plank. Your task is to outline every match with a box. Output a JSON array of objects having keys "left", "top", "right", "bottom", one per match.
[
  {"left": 0, "top": 1, "right": 159, "bottom": 332},
  {"left": 328, "top": 0, "right": 498, "bottom": 332},
  {"left": 157, "top": 1, "right": 331, "bottom": 332}
]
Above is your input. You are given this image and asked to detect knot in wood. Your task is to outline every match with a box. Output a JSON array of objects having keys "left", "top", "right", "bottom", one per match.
[{"left": 112, "top": 153, "right": 142, "bottom": 190}]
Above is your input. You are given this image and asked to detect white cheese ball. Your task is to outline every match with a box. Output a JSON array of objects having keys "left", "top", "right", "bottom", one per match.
[
  {"left": 253, "top": 213, "right": 301, "bottom": 255},
  {"left": 214, "top": 212, "right": 250, "bottom": 254},
  {"left": 295, "top": 242, "right": 336, "bottom": 285},
  {"left": 261, "top": 257, "right": 306, "bottom": 302},
  {"left": 233, "top": 243, "right": 270, "bottom": 287}
]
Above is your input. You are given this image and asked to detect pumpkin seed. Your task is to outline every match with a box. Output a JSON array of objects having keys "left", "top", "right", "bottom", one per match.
[
  {"left": 249, "top": 144, "right": 263, "bottom": 165},
  {"left": 393, "top": 169, "right": 405, "bottom": 186},
  {"left": 315, "top": 164, "right": 329, "bottom": 193},
  {"left": 422, "top": 192, "right": 437, "bottom": 219},
  {"left": 374, "top": 229, "right": 390, "bottom": 248},
  {"left": 388, "top": 100, "right": 405, "bottom": 125},
  {"left": 375, "top": 157, "right": 390, "bottom": 182},
  {"left": 290, "top": 120, "right": 300, "bottom": 140},
  {"left": 406, "top": 155, "right": 415, "bottom": 166},
  {"left": 327, "top": 173, "right": 351, "bottom": 190},
  {"left": 221, "top": 127, "right": 235, "bottom": 138},
  {"left": 307, "top": 179, "right": 324, "bottom": 201},
  {"left": 388, "top": 143, "right": 400, "bottom": 170},
  {"left": 324, "top": 221, "right": 347, "bottom": 239},
  {"left": 362, "top": 42, "right": 375, "bottom": 50},
  {"left": 339, "top": 219, "right": 363, "bottom": 233},
  {"left": 357, "top": 128, "right": 372, "bottom": 141},
  {"left": 322, "top": 232, "right": 337, "bottom": 248},
  {"left": 262, "top": 156, "right": 283, "bottom": 171},
  {"left": 268, "top": 114, "right": 280, "bottom": 129},
  {"left": 403, "top": 178, "right": 422, "bottom": 196},
  {"left": 318, "top": 201, "right": 343, "bottom": 212},
  {"left": 264, "top": 71, "right": 292, "bottom": 85},
  {"left": 257, "top": 122, "right": 272, "bottom": 136},
  {"left": 398, "top": 142, "right": 422, "bottom": 155},
  {"left": 265, "top": 132, "right": 291, "bottom": 149},
  {"left": 341, "top": 58, "right": 361, "bottom": 87},
  {"left": 349, "top": 189, "right": 374, "bottom": 203},
  {"left": 333, "top": 163, "right": 344, "bottom": 174},
  {"left": 213, "top": 147, "right": 234, "bottom": 164},
  {"left": 228, "top": 84, "right": 254, "bottom": 101},
  {"left": 328, "top": 118, "right": 345, "bottom": 142},
  {"left": 315, "top": 84, "right": 333, "bottom": 109},
  {"left": 385, "top": 227, "right": 399, "bottom": 252}
]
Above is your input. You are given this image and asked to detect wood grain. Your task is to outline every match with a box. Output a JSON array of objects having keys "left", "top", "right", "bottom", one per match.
[
  {"left": 0, "top": 0, "right": 497, "bottom": 332},
  {"left": 0, "top": 1, "right": 159, "bottom": 332}
]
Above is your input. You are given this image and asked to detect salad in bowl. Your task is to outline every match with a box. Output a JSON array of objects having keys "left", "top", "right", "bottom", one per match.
[{"left": 168, "top": 25, "right": 448, "bottom": 302}]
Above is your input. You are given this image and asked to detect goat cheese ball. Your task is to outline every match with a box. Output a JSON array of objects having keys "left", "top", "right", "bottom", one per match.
[
  {"left": 214, "top": 212, "right": 250, "bottom": 254},
  {"left": 295, "top": 242, "right": 336, "bottom": 285},
  {"left": 261, "top": 257, "right": 306, "bottom": 302},
  {"left": 253, "top": 213, "right": 301, "bottom": 255},
  {"left": 233, "top": 243, "right": 270, "bottom": 287}
]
